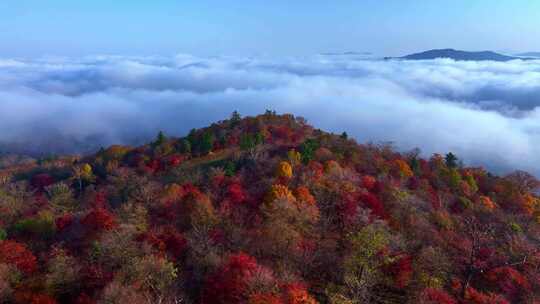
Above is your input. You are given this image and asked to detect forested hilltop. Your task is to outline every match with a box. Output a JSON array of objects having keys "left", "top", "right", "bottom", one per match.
[{"left": 1, "top": 112, "right": 539, "bottom": 304}]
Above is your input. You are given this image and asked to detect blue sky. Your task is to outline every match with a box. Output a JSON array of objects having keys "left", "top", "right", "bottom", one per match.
[{"left": 1, "top": 0, "right": 539, "bottom": 57}]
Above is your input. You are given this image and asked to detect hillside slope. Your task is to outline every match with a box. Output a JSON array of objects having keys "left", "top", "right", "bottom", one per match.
[{"left": 0, "top": 112, "right": 539, "bottom": 304}]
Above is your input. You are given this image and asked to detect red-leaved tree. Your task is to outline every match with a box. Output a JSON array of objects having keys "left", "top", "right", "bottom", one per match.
[
  {"left": 202, "top": 252, "right": 259, "bottom": 304},
  {"left": 0, "top": 240, "right": 37, "bottom": 274},
  {"left": 81, "top": 208, "right": 116, "bottom": 231}
]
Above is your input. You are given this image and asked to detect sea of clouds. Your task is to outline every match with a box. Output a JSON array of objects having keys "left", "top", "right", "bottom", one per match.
[{"left": 1, "top": 54, "right": 540, "bottom": 176}]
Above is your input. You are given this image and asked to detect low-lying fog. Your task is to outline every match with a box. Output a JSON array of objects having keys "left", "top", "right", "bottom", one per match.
[{"left": 1, "top": 54, "right": 540, "bottom": 176}]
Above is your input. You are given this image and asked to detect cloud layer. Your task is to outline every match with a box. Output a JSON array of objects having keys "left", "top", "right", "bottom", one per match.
[{"left": 1, "top": 54, "right": 540, "bottom": 176}]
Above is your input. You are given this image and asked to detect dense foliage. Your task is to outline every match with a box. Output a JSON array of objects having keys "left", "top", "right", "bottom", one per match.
[{"left": 0, "top": 112, "right": 539, "bottom": 303}]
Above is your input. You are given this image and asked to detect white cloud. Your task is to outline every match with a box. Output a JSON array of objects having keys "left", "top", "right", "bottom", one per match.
[{"left": 1, "top": 54, "right": 540, "bottom": 176}]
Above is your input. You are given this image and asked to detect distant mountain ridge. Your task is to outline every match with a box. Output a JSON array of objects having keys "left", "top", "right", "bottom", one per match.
[
  {"left": 390, "top": 48, "right": 527, "bottom": 61},
  {"left": 516, "top": 52, "right": 540, "bottom": 58}
]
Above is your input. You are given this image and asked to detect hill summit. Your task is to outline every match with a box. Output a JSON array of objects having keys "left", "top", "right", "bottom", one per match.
[{"left": 0, "top": 112, "right": 539, "bottom": 303}]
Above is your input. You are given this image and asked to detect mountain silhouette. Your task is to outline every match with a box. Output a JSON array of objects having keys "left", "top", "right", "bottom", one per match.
[
  {"left": 516, "top": 52, "right": 540, "bottom": 58},
  {"left": 391, "top": 48, "right": 522, "bottom": 61}
]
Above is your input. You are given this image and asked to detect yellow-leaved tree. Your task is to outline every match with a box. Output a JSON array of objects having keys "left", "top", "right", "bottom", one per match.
[{"left": 276, "top": 161, "right": 293, "bottom": 179}]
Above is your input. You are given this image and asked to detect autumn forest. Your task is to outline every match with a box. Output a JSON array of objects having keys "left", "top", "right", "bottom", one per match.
[{"left": 0, "top": 112, "right": 539, "bottom": 304}]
